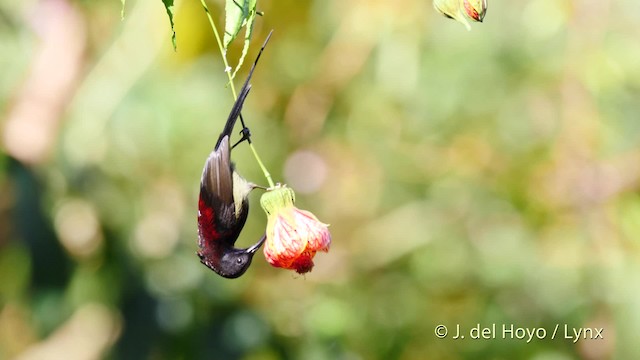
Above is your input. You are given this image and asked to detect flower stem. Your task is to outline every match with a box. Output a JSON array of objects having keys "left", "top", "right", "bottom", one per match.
[
  {"left": 248, "top": 143, "right": 274, "bottom": 187},
  {"left": 200, "top": 0, "right": 275, "bottom": 188}
]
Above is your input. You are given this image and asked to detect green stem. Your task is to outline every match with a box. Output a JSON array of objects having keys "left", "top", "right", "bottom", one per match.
[
  {"left": 200, "top": 0, "right": 236, "bottom": 98},
  {"left": 200, "top": 0, "right": 274, "bottom": 188},
  {"left": 249, "top": 142, "right": 274, "bottom": 188}
]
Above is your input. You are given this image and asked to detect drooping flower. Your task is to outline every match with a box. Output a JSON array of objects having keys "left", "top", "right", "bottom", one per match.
[
  {"left": 433, "top": 0, "right": 488, "bottom": 30},
  {"left": 260, "top": 185, "right": 331, "bottom": 274}
]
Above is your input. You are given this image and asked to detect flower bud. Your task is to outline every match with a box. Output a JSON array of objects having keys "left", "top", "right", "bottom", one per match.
[
  {"left": 463, "top": 0, "right": 487, "bottom": 22},
  {"left": 433, "top": 0, "right": 487, "bottom": 30},
  {"left": 260, "top": 186, "right": 331, "bottom": 274}
]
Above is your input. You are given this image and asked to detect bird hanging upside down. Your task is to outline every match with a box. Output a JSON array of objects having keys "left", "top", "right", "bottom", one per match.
[{"left": 196, "top": 34, "right": 272, "bottom": 279}]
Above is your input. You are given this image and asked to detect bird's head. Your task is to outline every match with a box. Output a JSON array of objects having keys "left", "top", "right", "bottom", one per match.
[{"left": 198, "top": 237, "right": 265, "bottom": 279}]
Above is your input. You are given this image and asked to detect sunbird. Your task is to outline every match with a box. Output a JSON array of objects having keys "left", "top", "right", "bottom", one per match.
[{"left": 197, "top": 33, "right": 272, "bottom": 278}]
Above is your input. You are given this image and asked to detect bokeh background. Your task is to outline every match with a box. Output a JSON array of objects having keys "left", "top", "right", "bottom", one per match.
[{"left": 1, "top": 0, "right": 640, "bottom": 359}]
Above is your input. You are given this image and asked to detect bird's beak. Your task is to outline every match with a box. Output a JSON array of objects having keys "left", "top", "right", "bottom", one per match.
[{"left": 247, "top": 234, "right": 267, "bottom": 254}]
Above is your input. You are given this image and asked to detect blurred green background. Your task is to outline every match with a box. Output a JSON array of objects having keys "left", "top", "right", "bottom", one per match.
[{"left": 1, "top": 0, "right": 640, "bottom": 359}]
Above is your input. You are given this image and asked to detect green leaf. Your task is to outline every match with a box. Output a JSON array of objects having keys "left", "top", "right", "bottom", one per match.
[
  {"left": 121, "top": 0, "right": 126, "bottom": 20},
  {"left": 224, "top": 0, "right": 250, "bottom": 48},
  {"left": 230, "top": 3, "right": 257, "bottom": 80},
  {"left": 224, "top": 0, "right": 258, "bottom": 79},
  {"left": 162, "top": 0, "right": 177, "bottom": 51}
]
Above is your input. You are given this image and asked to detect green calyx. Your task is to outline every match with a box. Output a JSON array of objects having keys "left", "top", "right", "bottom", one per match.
[{"left": 260, "top": 185, "right": 296, "bottom": 215}]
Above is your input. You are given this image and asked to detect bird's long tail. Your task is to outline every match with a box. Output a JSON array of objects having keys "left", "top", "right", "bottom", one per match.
[{"left": 215, "top": 31, "right": 274, "bottom": 149}]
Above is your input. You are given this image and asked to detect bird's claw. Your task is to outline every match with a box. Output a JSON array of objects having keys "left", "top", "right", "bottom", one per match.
[{"left": 232, "top": 127, "right": 252, "bottom": 149}]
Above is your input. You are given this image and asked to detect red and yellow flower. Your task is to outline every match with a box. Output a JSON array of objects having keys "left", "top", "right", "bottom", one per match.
[{"left": 260, "top": 186, "right": 331, "bottom": 274}]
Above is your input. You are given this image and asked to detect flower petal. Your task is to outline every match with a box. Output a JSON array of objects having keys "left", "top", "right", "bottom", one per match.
[
  {"left": 264, "top": 211, "right": 307, "bottom": 268},
  {"left": 463, "top": 0, "right": 487, "bottom": 22},
  {"left": 290, "top": 251, "right": 315, "bottom": 274},
  {"left": 294, "top": 209, "right": 331, "bottom": 252}
]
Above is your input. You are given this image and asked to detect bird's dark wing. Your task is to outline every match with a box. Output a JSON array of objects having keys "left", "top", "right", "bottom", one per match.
[
  {"left": 202, "top": 135, "right": 233, "bottom": 205},
  {"left": 198, "top": 136, "right": 236, "bottom": 248}
]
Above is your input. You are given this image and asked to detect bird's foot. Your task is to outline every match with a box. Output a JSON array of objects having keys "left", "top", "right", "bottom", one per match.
[{"left": 232, "top": 127, "right": 252, "bottom": 149}]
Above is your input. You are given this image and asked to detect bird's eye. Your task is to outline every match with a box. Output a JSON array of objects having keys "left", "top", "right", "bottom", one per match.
[{"left": 236, "top": 257, "right": 244, "bottom": 264}]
